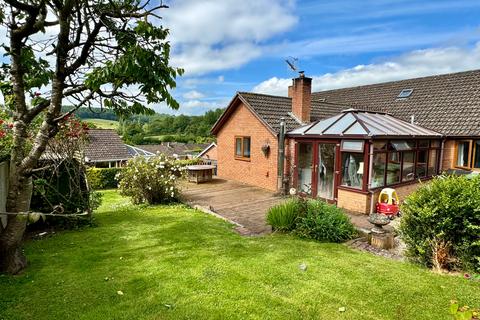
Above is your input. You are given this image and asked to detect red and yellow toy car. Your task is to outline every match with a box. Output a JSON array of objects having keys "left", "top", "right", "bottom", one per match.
[{"left": 376, "top": 188, "right": 400, "bottom": 217}]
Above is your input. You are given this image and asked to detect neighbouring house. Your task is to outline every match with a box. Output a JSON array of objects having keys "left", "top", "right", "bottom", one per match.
[
  {"left": 197, "top": 142, "right": 217, "bottom": 161},
  {"left": 211, "top": 69, "right": 480, "bottom": 214},
  {"left": 196, "top": 142, "right": 218, "bottom": 175},
  {"left": 137, "top": 142, "right": 210, "bottom": 160},
  {"left": 85, "top": 129, "right": 132, "bottom": 168}
]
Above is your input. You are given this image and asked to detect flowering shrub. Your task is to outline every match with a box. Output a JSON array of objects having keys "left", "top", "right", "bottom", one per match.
[
  {"left": 117, "top": 154, "right": 183, "bottom": 204},
  {"left": 0, "top": 110, "right": 14, "bottom": 162},
  {"left": 57, "top": 114, "right": 90, "bottom": 140}
]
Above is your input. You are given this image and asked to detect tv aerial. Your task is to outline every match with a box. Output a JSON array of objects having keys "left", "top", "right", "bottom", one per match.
[{"left": 285, "top": 57, "right": 304, "bottom": 76}]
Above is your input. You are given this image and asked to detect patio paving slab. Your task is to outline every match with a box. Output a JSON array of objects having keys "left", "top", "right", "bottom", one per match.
[
  {"left": 182, "top": 178, "right": 388, "bottom": 236},
  {"left": 182, "top": 178, "right": 284, "bottom": 235}
]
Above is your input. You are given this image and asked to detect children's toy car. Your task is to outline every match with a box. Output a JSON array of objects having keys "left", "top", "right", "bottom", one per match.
[{"left": 376, "top": 188, "right": 400, "bottom": 217}]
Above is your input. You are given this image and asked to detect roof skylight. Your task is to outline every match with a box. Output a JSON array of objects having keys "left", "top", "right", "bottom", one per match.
[{"left": 398, "top": 89, "right": 413, "bottom": 98}]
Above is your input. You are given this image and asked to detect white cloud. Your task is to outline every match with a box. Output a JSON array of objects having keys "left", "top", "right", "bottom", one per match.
[
  {"left": 164, "top": 0, "right": 296, "bottom": 44},
  {"left": 171, "top": 42, "right": 262, "bottom": 75},
  {"left": 253, "top": 43, "right": 480, "bottom": 96},
  {"left": 163, "top": 0, "right": 297, "bottom": 75},
  {"left": 182, "top": 90, "right": 205, "bottom": 100}
]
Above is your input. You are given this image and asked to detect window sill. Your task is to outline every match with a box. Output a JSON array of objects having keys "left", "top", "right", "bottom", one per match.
[
  {"left": 454, "top": 166, "right": 473, "bottom": 171},
  {"left": 235, "top": 157, "right": 251, "bottom": 162}
]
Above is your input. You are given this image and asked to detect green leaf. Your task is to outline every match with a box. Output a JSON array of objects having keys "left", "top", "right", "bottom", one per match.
[{"left": 450, "top": 303, "right": 459, "bottom": 315}]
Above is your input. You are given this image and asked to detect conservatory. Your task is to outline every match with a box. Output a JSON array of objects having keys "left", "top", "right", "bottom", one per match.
[{"left": 286, "top": 109, "right": 443, "bottom": 214}]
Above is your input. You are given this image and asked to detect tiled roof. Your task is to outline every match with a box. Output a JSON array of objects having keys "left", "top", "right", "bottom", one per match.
[
  {"left": 238, "top": 92, "right": 351, "bottom": 132},
  {"left": 85, "top": 129, "right": 131, "bottom": 162},
  {"left": 229, "top": 69, "right": 480, "bottom": 137},
  {"left": 311, "top": 69, "right": 480, "bottom": 136}
]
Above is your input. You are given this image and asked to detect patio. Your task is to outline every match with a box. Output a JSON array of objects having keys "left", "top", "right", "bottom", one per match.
[
  {"left": 181, "top": 178, "right": 380, "bottom": 236},
  {"left": 181, "top": 178, "right": 283, "bottom": 235}
]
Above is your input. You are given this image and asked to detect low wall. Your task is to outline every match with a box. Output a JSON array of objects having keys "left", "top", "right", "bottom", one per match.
[
  {"left": 338, "top": 182, "right": 425, "bottom": 215},
  {"left": 337, "top": 189, "right": 370, "bottom": 214}
]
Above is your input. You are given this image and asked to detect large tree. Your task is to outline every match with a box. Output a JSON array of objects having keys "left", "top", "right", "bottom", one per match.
[{"left": 0, "top": 0, "right": 182, "bottom": 274}]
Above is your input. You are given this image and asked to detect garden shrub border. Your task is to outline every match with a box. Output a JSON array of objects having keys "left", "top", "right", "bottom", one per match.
[
  {"left": 86, "top": 167, "right": 123, "bottom": 190},
  {"left": 267, "top": 197, "right": 357, "bottom": 243},
  {"left": 399, "top": 174, "right": 480, "bottom": 272}
]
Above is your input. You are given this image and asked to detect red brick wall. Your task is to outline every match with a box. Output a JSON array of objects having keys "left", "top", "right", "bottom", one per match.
[
  {"left": 285, "top": 138, "right": 296, "bottom": 189},
  {"left": 216, "top": 101, "right": 279, "bottom": 191},
  {"left": 291, "top": 76, "right": 312, "bottom": 123}
]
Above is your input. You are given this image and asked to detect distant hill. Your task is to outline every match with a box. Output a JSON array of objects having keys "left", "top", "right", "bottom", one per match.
[
  {"left": 83, "top": 118, "right": 119, "bottom": 129},
  {"left": 62, "top": 106, "right": 118, "bottom": 121}
]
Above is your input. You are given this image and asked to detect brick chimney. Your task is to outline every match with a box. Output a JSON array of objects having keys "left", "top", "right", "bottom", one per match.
[
  {"left": 287, "top": 85, "right": 293, "bottom": 98},
  {"left": 291, "top": 72, "right": 312, "bottom": 123}
]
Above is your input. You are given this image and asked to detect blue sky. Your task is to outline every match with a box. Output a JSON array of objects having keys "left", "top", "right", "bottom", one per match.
[
  {"left": 1, "top": 1, "right": 480, "bottom": 115},
  {"left": 160, "top": 0, "right": 480, "bottom": 115}
]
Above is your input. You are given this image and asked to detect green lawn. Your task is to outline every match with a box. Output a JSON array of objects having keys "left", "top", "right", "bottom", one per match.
[
  {"left": 0, "top": 190, "right": 478, "bottom": 319},
  {"left": 84, "top": 118, "right": 119, "bottom": 129}
]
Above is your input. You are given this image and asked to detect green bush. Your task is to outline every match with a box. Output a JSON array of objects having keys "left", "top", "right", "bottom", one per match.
[
  {"left": 399, "top": 175, "right": 480, "bottom": 272},
  {"left": 295, "top": 200, "right": 357, "bottom": 243},
  {"left": 87, "top": 167, "right": 123, "bottom": 189},
  {"left": 117, "top": 154, "right": 183, "bottom": 205},
  {"left": 266, "top": 198, "right": 303, "bottom": 232},
  {"left": 175, "top": 158, "right": 202, "bottom": 166}
]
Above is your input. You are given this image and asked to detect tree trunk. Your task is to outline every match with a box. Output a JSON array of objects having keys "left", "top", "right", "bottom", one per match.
[{"left": 0, "top": 173, "right": 33, "bottom": 274}]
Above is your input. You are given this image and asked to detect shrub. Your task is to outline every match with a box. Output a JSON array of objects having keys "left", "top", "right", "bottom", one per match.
[
  {"left": 87, "top": 167, "right": 123, "bottom": 189},
  {"left": 117, "top": 154, "right": 183, "bottom": 204},
  {"left": 267, "top": 198, "right": 303, "bottom": 232},
  {"left": 399, "top": 175, "right": 480, "bottom": 272},
  {"left": 295, "top": 200, "right": 357, "bottom": 243},
  {"left": 175, "top": 158, "right": 202, "bottom": 166},
  {"left": 450, "top": 300, "right": 479, "bottom": 320}
]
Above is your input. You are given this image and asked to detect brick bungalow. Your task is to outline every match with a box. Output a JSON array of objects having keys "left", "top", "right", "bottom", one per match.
[
  {"left": 85, "top": 129, "right": 155, "bottom": 167},
  {"left": 211, "top": 69, "right": 480, "bottom": 214}
]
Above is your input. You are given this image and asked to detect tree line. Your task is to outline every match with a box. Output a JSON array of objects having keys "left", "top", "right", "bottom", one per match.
[{"left": 65, "top": 106, "right": 224, "bottom": 145}]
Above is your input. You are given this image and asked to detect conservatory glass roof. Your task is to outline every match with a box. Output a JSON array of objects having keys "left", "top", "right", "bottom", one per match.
[{"left": 287, "top": 109, "right": 442, "bottom": 138}]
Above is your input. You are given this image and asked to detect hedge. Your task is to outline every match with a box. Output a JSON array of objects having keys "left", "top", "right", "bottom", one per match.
[
  {"left": 399, "top": 175, "right": 480, "bottom": 272},
  {"left": 86, "top": 167, "right": 123, "bottom": 189}
]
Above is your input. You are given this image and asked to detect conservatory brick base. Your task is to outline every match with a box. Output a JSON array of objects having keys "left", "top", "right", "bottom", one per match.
[{"left": 338, "top": 182, "right": 424, "bottom": 214}]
